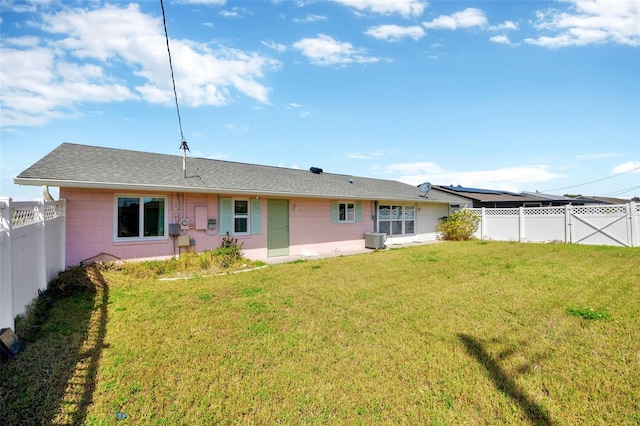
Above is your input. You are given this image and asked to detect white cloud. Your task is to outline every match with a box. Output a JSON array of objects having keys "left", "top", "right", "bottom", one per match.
[
  {"left": 348, "top": 153, "right": 370, "bottom": 159},
  {"left": 364, "top": 24, "right": 425, "bottom": 41},
  {"left": 489, "top": 20, "right": 519, "bottom": 31},
  {"left": 332, "top": 0, "right": 427, "bottom": 18},
  {"left": 261, "top": 39, "right": 287, "bottom": 53},
  {"left": 292, "top": 14, "right": 328, "bottom": 23},
  {"left": 219, "top": 7, "right": 252, "bottom": 18},
  {"left": 612, "top": 161, "right": 640, "bottom": 174},
  {"left": 490, "top": 34, "right": 516, "bottom": 46},
  {"left": 525, "top": 0, "right": 640, "bottom": 47},
  {"left": 385, "top": 163, "right": 565, "bottom": 192},
  {"left": 0, "top": 45, "right": 135, "bottom": 126},
  {"left": 292, "top": 34, "right": 379, "bottom": 66},
  {"left": 423, "top": 8, "right": 488, "bottom": 30},
  {"left": 2, "top": 36, "right": 41, "bottom": 47},
  {"left": 1, "top": 3, "right": 280, "bottom": 127},
  {"left": 1, "top": 0, "right": 46, "bottom": 13}
]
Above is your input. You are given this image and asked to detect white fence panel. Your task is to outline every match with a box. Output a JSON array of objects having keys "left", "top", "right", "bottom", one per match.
[
  {"left": 0, "top": 198, "right": 66, "bottom": 330},
  {"left": 483, "top": 209, "right": 520, "bottom": 241},
  {"left": 468, "top": 203, "right": 638, "bottom": 248},
  {"left": 522, "top": 207, "right": 567, "bottom": 242},
  {"left": 11, "top": 222, "right": 46, "bottom": 327}
]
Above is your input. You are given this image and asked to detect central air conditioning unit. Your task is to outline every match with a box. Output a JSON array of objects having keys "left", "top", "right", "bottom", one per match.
[{"left": 365, "top": 232, "right": 386, "bottom": 249}]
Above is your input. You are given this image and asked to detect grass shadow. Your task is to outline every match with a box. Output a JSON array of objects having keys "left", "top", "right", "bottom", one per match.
[
  {"left": 458, "top": 333, "right": 552, "bottom": 426},
  {"left": 0, "top": 264, "right": 109, "bottom": 425}
]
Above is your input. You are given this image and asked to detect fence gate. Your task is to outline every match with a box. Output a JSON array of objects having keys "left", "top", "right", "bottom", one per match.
[{"left": 568, "top": 205, "right": 633, "bottom": 247}]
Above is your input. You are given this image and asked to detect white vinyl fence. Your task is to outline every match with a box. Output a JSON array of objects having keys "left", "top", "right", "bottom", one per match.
[
  {"left": 468, "top": 203, "right": 639, "bottom": 247},
  {"left": 0, "top": 198, "right": 66, "bottom": 330}
]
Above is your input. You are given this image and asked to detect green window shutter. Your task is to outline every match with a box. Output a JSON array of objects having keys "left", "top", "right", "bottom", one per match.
[
  {"left": 219, "top": 198, "right": 232, "bottom": 235},
  {"left": 355, "top": 202, "right": 362, "bottom": 222},
  {"left": 251, "top": 199, "right": 262, "bottom": 234},
  {"left": 331, "top": 202, "right": 339, "bottom": 223}
]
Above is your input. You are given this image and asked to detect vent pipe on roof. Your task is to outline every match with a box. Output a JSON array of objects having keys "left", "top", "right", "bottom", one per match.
[{"left": 310, "top": 167, "right": 323, "bottom": 174}]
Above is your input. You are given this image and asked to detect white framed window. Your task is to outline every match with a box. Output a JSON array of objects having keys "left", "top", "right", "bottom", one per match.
[
  {"left": 331, "top": 201, "right": 362, "bottom": 224},
  {"left": 219, "top": 198, "right": 261, "bottom": 236},
  {"left": 233, "top": 199, "right": 250, "bottom": 235},
  {"left": 115, "top": 196, "right": 167, "bottom": 240},
  {"left": 378, "top": 204, "right": 415, "bottom": 236},
  {"left": 339, "top": 202, "right": 355, "bottom": 223}
]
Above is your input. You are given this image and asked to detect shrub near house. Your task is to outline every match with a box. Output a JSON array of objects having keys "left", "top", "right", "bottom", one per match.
[{"left": 437, "top": 210, "right": 480, "bottom": 241}]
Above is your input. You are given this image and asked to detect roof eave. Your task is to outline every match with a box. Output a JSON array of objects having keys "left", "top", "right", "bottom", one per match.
[
  {"left": 15, "top": 177, "right": 443, "bottom": 202},
  {"left": 14, "top": 178, "right": 216, "bottom": 194}
]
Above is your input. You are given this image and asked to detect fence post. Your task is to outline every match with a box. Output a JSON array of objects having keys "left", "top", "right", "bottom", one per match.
[
  {"left": 59, "top": 199, "right": 67, "bottom": 272},
  {"left": 564, "top": 205, "right": 572, "bottom": 243},
  {"left": 0, "top": 198, "right": 14, "bottom": 330},
  {"left": 519, "top": 207, "right": 526, "bottom": 242},
  {"left": 36, "top": 201, "right": 47, "bottom": 293},
  {"left": 480, "top": 207, "right": 486, "bottom": 240},
  {"left": 629, "top": 202, "right": 637, "bottom": 248}
]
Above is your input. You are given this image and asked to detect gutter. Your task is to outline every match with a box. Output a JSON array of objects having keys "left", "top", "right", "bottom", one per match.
[{"left": 14, "top": 178, "right": 450, "bottom": 204}]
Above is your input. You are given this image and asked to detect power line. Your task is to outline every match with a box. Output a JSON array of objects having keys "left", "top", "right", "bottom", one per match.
[
  {"left": 160, "top": 0, "right": 187, "bottom": 147},
  {"left": 542, "top": 166, "right": 640, "bottom": 192},
  {"left": 597, "top": 185, "right": 640, "bottom": 197}
]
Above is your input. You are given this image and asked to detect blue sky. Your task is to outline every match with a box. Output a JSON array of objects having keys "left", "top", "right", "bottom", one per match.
[{"left": 1, "top": 0, "right": 639, "bottom": 200}]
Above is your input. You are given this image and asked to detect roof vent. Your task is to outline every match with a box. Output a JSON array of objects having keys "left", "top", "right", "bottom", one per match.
[{"left": 310, "top": 167, "right": 323, "bottom": 174}]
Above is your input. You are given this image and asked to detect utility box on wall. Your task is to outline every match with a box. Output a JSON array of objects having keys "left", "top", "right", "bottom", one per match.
[
  {"left": 168, "top": 223, "right": 180, "bottom": 237},
  {"left": 177, "top": 235, "right": 191, "bottom": 247},
  {"left": 195, "top": 206, "right": 207, "bottom": 230}
]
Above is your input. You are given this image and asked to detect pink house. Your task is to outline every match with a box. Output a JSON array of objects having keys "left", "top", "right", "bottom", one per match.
[{"left": 15, "top": 143, "right": 466, "bottom": 266}]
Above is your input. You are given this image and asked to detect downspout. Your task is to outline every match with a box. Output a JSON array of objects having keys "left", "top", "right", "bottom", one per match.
[
  {"left": 373, "top": 200, "right": 378, "bottom": 232},
  {"left": 42, "top": 185, "right": 55, "bottom": 201}
]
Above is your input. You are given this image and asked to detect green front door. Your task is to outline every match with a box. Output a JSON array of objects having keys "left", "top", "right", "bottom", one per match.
[{"left": 268, "top": 199, "right": 289, "bottom": 257}]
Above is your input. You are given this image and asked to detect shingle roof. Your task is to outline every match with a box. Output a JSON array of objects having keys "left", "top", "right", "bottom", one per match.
[{"left": 15, "top": 143, "right": 452, "bottom": 202}]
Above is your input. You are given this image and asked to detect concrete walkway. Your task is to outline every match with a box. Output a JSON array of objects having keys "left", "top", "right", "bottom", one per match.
[{"left": 261, "top": 240, "right": 443, "bottom": 265}]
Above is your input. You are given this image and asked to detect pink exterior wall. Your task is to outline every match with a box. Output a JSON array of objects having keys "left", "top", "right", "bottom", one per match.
[
  {"left": 286, "top": 198, "right": 375, "bottom": 256},
  {"left": 60, "top": 189, "right": 375, "bottom": 265}
]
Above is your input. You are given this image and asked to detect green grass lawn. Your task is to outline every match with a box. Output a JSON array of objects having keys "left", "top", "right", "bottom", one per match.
[{"left": 2, "top": 241, "right": 639, "bottom": 425}]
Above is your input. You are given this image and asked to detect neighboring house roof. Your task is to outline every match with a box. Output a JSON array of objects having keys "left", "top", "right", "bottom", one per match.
[
  {"left": 432, "top": 185, "right": 542, "bottom": 204},
  {"left": 15, "top": 143, "right": 454, "bottom": 203},
  {"left": 521, "top": 192, "right": 630, "bottom": 205},
  {"left": 573, "top": 196, "right": 631, "bottom": 205},
  {"left": 520, "top": 191, "right": 579, "bottom": 202}
]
